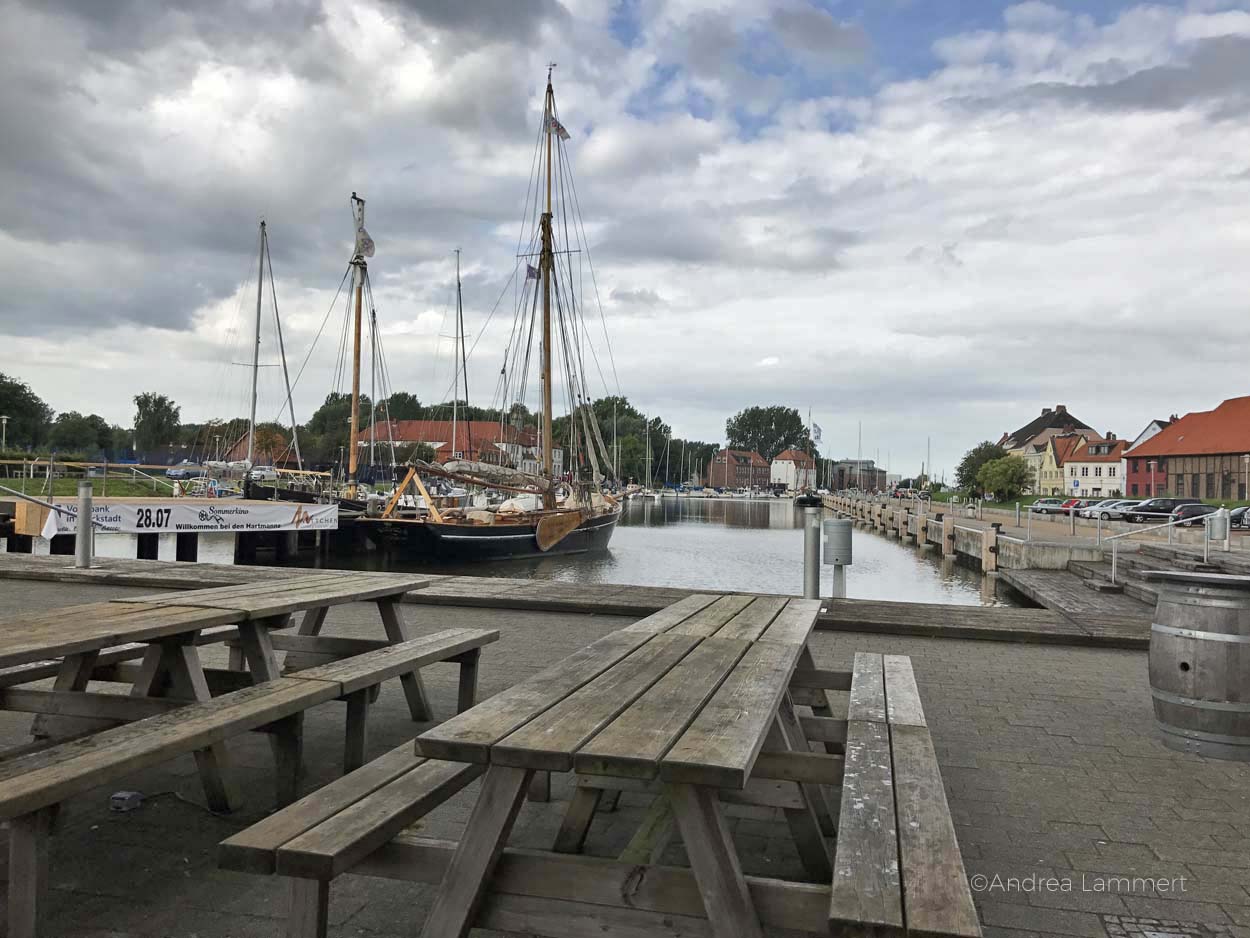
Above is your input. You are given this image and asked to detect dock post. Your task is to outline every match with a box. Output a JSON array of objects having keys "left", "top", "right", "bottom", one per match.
[
  {"left": 74, "top": 481, "right": 92, "bottom": 569},
  {"left": 1070, "top": 508, "right": 1076, "bottom": 536},
  {"left": 983, "top": 524, "right": 999, "bottom": 573},
  {"left": 797, "top": 494, "right": 821, "bottom": 599},
  {"left": 1015, "top": 502, "right": 1021, "bottom": 526},
  {"left": 942, "top": 515, "right": 955, "bottom": 557}
]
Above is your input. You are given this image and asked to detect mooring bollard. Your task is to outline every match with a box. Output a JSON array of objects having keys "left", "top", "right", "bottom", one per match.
[
  {"left": 823, "top": 516, "right": 852, "bottom": 599},
  {"left": 75, "top": 481, "right": 93, "bottom": 569},
  {"left": 1015, "top": 502, "right": 1021, "bottom": 526},
  {"left": 797, "top": 493, "right": 821, "bottom": 599},
  {"left": 1069, "top": 507, "right": 1076, "bottom": 536}
]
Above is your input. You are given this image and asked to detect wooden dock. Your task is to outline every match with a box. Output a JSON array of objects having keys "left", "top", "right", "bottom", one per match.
[
  {"left": 0, "top": 554, "right": 1150, "bottom": 649},
  {"left": 997, "top": 568, "right": 1153, "bottom": 644}
]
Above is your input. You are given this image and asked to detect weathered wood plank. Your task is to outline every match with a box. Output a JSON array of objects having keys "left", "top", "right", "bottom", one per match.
[
  {"left": 552, "top": 786, "right": 602, "bottom": 854},
  {"left": 789, "top": 667, "right": 852, "bottom": 692},
  {"left": 798, "top": 715, "right": 849, "bottom": 744},
  {"left": 619, "top": 594, "right": 722, "bottom": 634},
  {"left": 847, "top": 652, "right": 885, "bottom": 723},
  {"left": 0, "top": 679, "right": 339, "bottom": 817},
  {"left": 573, "top": 637, "right": 749, "bottom": 780},
  {"left": 891, "top": 723, "right": 981, "bottom": 938},
  {"left": 415, "top": 631, "right": 655, "bottom": 763},
  {"left": 753, "top": 750, "right": 844, "bottom": 786},
  {"left": 661, "top": 641, "right": 802, "bottom": 790},
  {"left": 667, "top": 595, "right": 755, "bottom": 638},
  {"left": 291, "top": 628, "right": 497, "bottom": 697},
  {"left": 355, "top": 834, "right": 830, "bottom": 935},
  {"left": 494, "top": 632, "right": 699, "bottom": 771},
  {"left": 276, "top": 758, "right": 483, "bottom": 880},
  {"left": 218, "top": 740, "right": 424, "bottom": 875},
  {"left": 883, "top": 655, "right": 926, "bottom": 728},
  {"left": 756, "top": 598, "right": 821, "bottom": 646},
  {"left": 828, "top": 719, "right": 902, "bottom": 937},
  {"left": 0, "top": 689, "right": 184, "bottom": 721},
  {"left": 708, "top": 597, "right": 786, "bottom": 641},
  {"left": 8, "top": 806, "right": 54, "bottom": 938}
]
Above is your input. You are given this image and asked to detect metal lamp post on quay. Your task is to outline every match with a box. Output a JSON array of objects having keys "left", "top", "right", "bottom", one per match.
[
  {"left": 1, "top": 415, "right": 8, "bottom": 452},
  {"left": 1242, "top": 454, "right": 1249, "bottom": 501},
  {"left": 1148, "top": 460, "right": 1157, "bottom": 498}
]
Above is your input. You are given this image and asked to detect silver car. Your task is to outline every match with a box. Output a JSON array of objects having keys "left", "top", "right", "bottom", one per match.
[
  {"left": 1090, "top": 499, "right": 1140, "bottom": 520},
  {"left": 1077, "top": 499, "right": 1116, "bottom": 518}
]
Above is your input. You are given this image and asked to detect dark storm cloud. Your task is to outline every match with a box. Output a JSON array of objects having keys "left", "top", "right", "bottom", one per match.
[
  {"left": 384, "top": 0, "right": 569, "bottom": 48},
  {"left": 769, "top": 6, "right": 870, "bottom": 69}
]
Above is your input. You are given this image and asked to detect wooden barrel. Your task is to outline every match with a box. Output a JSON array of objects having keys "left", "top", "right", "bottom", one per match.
[{"left": 1147, "top": 571, "right": 1250, "bottom": 762}]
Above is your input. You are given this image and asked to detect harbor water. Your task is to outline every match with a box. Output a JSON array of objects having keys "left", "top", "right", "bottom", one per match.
[{"left": 293, "top": 497, "right": 1015, "bottom": 606}]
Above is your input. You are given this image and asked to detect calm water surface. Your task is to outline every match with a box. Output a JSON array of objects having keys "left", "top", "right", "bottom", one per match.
[{"left": 302, "top": 498, "right": 1013, "bottom": 607}]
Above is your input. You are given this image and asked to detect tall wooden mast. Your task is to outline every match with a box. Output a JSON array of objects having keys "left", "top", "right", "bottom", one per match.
[
  {"left": 348, "top": 192, "right": 366, "bottom": 497},
  {"left": 540, "top": 67, "right": 556, "bottom": 508},
  {"left": 246, "top": 220, "right": 265, "bottom": 466}
]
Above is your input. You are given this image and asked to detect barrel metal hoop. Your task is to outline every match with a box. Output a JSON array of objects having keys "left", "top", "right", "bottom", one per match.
[
  {"left": 1159, "top": 591, "right": 1250, "bottom": 611},
  {"left": 1155, "top": 720, "right": 1250, "bottom": 746},
  {"left": 1151, "top": 688, "right": 1250, "bottom": 713},
  {"left": 1151, "top": 622, "right": 1250, "bottom": 644}
]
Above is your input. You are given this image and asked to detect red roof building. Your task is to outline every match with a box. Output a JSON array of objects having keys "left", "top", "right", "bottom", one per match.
[
  {"left": 706, "top": 449, "right": 770, "bottom": 488},
  {"left": 771, "top": 449, "right": 817, "bottom": 491},
  {"left": 1126, "top": 396, "right": 1250, "bottom": 501}
]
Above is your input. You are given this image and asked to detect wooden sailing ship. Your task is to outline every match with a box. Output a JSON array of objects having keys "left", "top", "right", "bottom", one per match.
[{"left": 361, "top": 70, "right": 621, "bottom": 560}]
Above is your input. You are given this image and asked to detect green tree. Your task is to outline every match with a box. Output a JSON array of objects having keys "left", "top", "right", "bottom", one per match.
[
  {"left": 133, "top": 392, "right": 181, "bottom": 451},
  {"left": 955, "top": 441, "right": 1007, "bottom": 492},
  {"left": 976, "top": 455, "right": 1032, "bottom": 501},
  {"left": 379, "top": 391, "right": 422, "bottom": 421},
  {"left": 725, "top": 405, "right": 810, "bottom": 462},
  {"left": 49, "top": 412, "right": 103, "bottom": 452},
  {"left": 0, "top": 373, "right": 54, "bottom": 449}
]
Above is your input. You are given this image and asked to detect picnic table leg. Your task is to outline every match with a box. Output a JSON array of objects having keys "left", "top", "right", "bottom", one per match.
[
  {"left": 282, "top": 606, "right": 330, "bottom": 673},
  {"left": 776, "top": 691, "right": 837, "bottom": 837},
  {"left": 237, "top": 617, "right": 305, "bottom": 801},
  {"left": 454, "top": 648, "right": 480, "bottom": 713},
  {"left": 526, "top": 770, "right": 550, "bottom": 802},
  {"left": 552, "top": 786, "right": 602, "bottom": 853},
  {"left": 8, "top": 806, "right": 55, "bottom": 938},
  {"left": 618, "top": 794, "right": 675, "bottom": 865},
  {"left": 30, "top": 650, "right": 109, "bottom": 740},
  {"left": 797, "top": 645, "right": 838, "bottom": 755},
  {"left": 375, "top": 599, "right": 432, "bottom": 722},
  {"left": 288, "top": 878, "right": 329, "bottom": 938},
  {"left": 420, "top": 765, "right": 533, "bottom": 938},
  {"left": 666, "top": 782, "right": 765, "bottom": 938},
  {"left": 343, "top": 689, "right": 370, "bottom": 773},
  {"left": 146, "top": 641, "right": 240, "bottom": 813},
  {"left": 765, "top": 701, "right": 834, "bottom": 880}
]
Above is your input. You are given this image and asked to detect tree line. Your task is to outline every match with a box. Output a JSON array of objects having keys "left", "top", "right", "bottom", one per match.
[{"left": 1, "top": 372, "right": 825, "bottom": 484}]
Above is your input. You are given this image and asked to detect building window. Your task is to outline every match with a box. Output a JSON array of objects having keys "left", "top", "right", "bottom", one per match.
[
  {"left": 1131, "top": 483, "right": 1138, "bottom": 495},
  {"left": 1081, "top": 467, "right": 1089, "bottom": 477},
  {"left": 1095, "top": 467, "right": 1102, "bottom": 477},
  {"left": 1177, "top": 476, "right": 1185, "bottom": 495},
  {"left": 1197, "top": 473, "right": 1205, "bottom": 497},
  {"left": 1206, "top": 473, "right": 1215, "bottom": 498},
  {"left": 1109, "top": 466, "right": 1116, "bottom": 476},
  {"left": 1070, "top": 467, "right": 1076, "bottom": 477},
  {"left": 1131, "top": 459, "right": 1139, "bottom": 472}
]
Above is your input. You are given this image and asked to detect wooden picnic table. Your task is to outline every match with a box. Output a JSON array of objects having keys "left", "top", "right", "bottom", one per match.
[
  {"left": 413, "top": 592, "right": 832, "bottom": 938},
  {"left": 0, "top": 572, "right": 435, "bottom": 812}
]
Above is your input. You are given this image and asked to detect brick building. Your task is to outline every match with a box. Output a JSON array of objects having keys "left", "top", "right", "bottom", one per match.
[
  {"left": 706, "top": 449, "right": 770, "bottom": 488},
  {"left": 1126, "top": 396, "right": 1250, "bottom": 501},
  {"left": 831, "top": 459, "right": 888, "bottom": 492},
  {"left": 1122, "top": 417, "right": 1174, "bottom": 498}
]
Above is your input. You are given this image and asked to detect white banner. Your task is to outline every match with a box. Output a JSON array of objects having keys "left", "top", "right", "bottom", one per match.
[{"left": 42, "top": 501, "right": 339, "bottom": 538}]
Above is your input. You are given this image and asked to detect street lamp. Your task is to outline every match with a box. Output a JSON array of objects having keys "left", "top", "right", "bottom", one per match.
[
  {"left": 214, "top": 434, "right": 222, "bottom": 462},
  {"left": 1242, "top": 454, "right": 1249, "bottom": 501},
  {"left": 1148, "top": 460, "right": 1157, "bottom": 498},
  {"left": 0, "top": 415, "right": 7, "bottom": 452}
]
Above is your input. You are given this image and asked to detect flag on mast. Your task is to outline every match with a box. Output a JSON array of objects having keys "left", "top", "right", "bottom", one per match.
[
  {"left": 547, "top": 115, "right": 571, "bottom": 140},
  {"left": 525, "top": 263, "right": 540, "bottom": 280},
  {"left": 812, "top": 422, "right": 823, "bottom": 443},
  {"left": 351, "top": 192, "right": 375, "bottom": 258}
]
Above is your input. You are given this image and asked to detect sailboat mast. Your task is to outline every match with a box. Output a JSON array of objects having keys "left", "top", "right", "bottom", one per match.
[
  {"left": 369, "top": 308, "right": 377, "bottom": 469},
  {"left": 247, "top": 220, "right": 265, "bottom": 466},
  {"left": 451, "top": 250, "right": 459, "bottom": 461},
  {"left": 347, "top": 194, "right": 366, "bottom": 496},
  {"left": 540, "top": 69, "right": 556, "bottom": 506}
]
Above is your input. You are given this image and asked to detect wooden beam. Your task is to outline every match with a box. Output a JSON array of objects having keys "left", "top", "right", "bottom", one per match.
[{"left": 0, "top": 689, "right": 184, "bottom": 721}]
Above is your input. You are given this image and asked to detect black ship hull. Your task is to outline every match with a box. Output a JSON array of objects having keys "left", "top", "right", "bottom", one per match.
[{"left": 362, "top": 508, "right": 619, "bottom": 562}]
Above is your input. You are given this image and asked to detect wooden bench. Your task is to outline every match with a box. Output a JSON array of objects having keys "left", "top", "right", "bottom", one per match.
[
  {"left": 829, "top": 652, "right": 980, "bottom": 938},
  {"left": 0, "top": 626, "right": 496, "bottom": 938},
  {"left": 219, "top": 741, "right": 482, "bottom": 937}
]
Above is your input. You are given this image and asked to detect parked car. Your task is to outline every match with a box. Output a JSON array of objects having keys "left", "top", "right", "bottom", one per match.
[
  {"left": 166, "top": 459, "right": 201, "bottom": 480},
  {"left": 1231, "top": 506, "right": 1249, "bottom": 528},
  {"left": 1092, "top": 499, "right": 1141, "bottom": 521},
  {"left": 247, "top": 465, "right": 279, "bottom": 483},
  {"left": 1030, "top": 498, "right": 1065, "bottom": 514},
  {"left": 1076, "top": 499, "right": 1115, "bottom": 518},
  {"left": 1123, "top": 497, "right": 1202, "bottom": 523},
  {"left": 1170, "top": 503, "right": 1219, "bottom": 527}
]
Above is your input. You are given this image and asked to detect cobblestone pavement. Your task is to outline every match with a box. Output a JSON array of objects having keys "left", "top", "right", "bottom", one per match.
[{"left": 0, "top": 579, "right": 1247, "bottom": 938}]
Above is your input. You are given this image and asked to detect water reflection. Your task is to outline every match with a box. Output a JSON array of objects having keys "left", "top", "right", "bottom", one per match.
[{"left": 294, "top": 497, "right": 1012, "bottom": 607}]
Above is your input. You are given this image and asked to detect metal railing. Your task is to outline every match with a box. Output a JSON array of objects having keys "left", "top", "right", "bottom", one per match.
[{"left": 1105, "top": 511, "right": 1228, "bottom": 584}]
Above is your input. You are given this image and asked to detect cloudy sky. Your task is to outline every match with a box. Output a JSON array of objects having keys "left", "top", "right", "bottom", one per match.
[{"left": 3, "top": 0, "right": 1250, "bottom": 478}]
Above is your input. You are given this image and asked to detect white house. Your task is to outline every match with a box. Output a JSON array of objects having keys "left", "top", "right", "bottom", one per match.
[
  {"left": 771, "top": 449, "right": 817, "bottom": 491},
  {"left": 1065, "top": 436, "right": 1129, "bottom": 499}
]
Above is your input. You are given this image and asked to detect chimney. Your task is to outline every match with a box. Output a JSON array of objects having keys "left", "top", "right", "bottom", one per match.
[
  {"left": 1055, "top": 404, "right": 1067, "bottom": 414},
  {"left": 1107, "top": 432, "right": 1116, "bottom": 441},
  {"left": 1041, "top": 407, "right": 1053, "bottom": 415}
]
